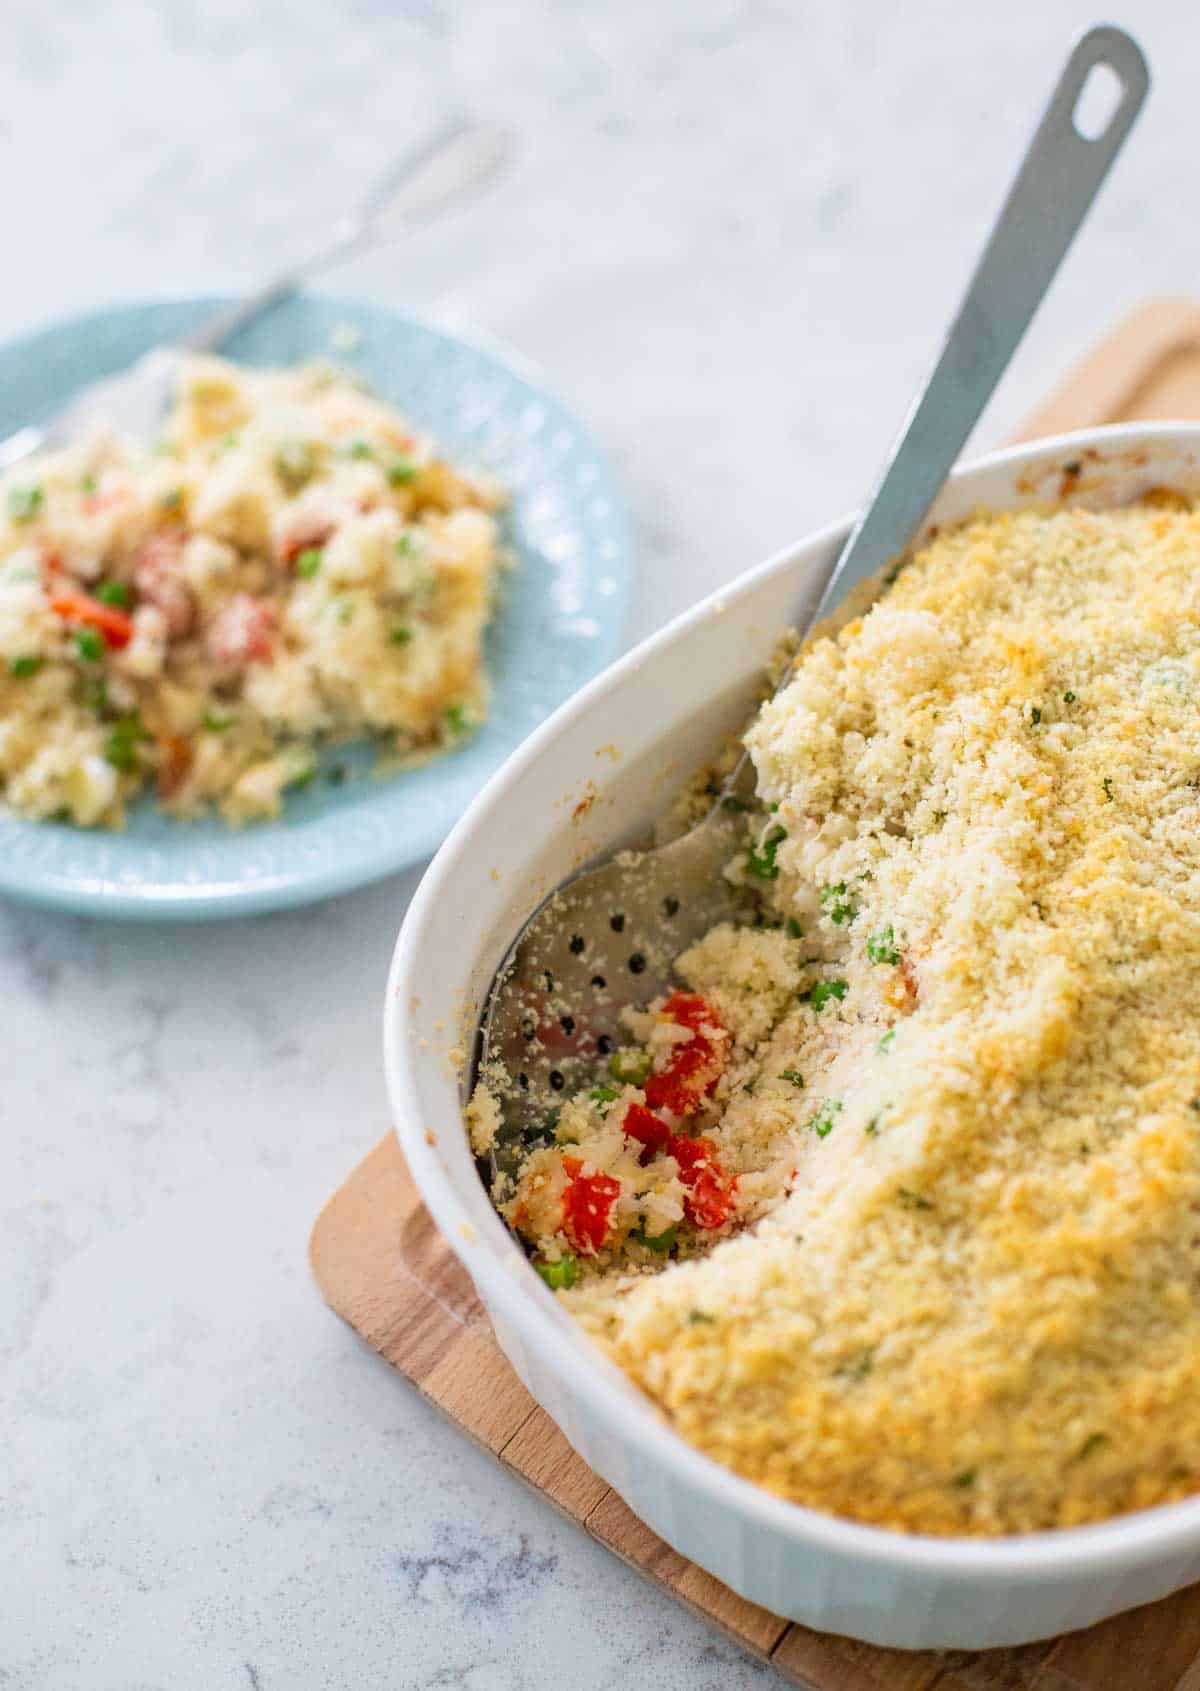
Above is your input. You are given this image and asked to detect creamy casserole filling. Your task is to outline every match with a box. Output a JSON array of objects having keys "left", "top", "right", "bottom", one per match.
[{"left": 0, "top": 356, "right": 506, "bottom": 826}]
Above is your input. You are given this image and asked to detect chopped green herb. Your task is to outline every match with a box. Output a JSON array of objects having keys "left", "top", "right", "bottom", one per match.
[
  {"left": 786, "top": 917, "right": 803, "bottom": 939},
  {"left": 7, "top": 484, "right": 43, "bottom": 524},
  {"left": 295, "top": 548, "right": 323, "bottom": 580},
  {"left": 742, "top": 1081, "right": 755, "bottom": 1095},
  {"left": 202, "top": 710, "right": 236, "bottom": 733},
  {"left": 779, "top": 1069, "right": 805, "bottom": 1088},
  {"left": 390, "top": 624, "right": 413, "bottom": 647},
  {"left": 387, "top": 457, "right": 418, "bottom": 486},
  {"left": 1064, "top": 691, "right": 1076, "bottom": 704},
  {"left": 877, "top": 1029, "right": 897, "bottom": 1054},
  {"left": 536, "top": 1255, "right": 579, "bottom": 1291},
  {"left": 80, "top": 473, "right": 98, "bottom": 496},
  {"left": 820, "top": 882, "right": 858, "bottom": 924},
  {"left": 75, "top": 627, "right": 105, "bottom": 663},
  {"left": 1029, "top": 705, "right": 1042, "bottom": 726},
  {"left": 608, "top": 1047, "right": 652, "bottom": 1086},
  {"left": 288, "top": 763, "right": 317, "bottom": 792},
  {"left": 103, "top": 715, "right": 146, "bottom": 773},
  {"left": 1077, "top": 1432, "right": 1107, "bottom": 1460},
  {"left": 746, "top": 824, "right": 786, "bottom": 880},
  {"left": 588, "top": 1085, "right": 619, "bottom": 1109},
  {"left": 632, "top": 1223, "right": 678, "bottom": 1254},
  {"left": 8, "top": 654, "right": 41, "bottom": 679},
  {"left": 866, "top": 924, "right": 900, "bottom": 966},
  {"left": 898, "top": 1187, "right": 934, "bottom": 1211},
  {"left": 218, "top": 432, "right": 240, "bottom": 452},
  {"left": 273, "top": 441, "right": 315, "bottom": 491},
  {"left": 864, "top": 1115, "right": 881, "bottom": 1136},
  {"left": 395, "top": 530, "right": 427, "bottom": 558},
  {"left": 687, "top": 1310, "right": 716, "bottom": 1326},
  {"left": 810, "top": 1098, "right": 843, "bottom": 1139},
  {"left": 96, "top": 580, "right": 132, "bottom": 608},
  {"left": 160, "top": 487, "right": 183, "bottom": 512},
  {"left": 443, "top": 700, "right": 476, "bottom": 736},
  {"left": 1102, "top": 776, "right": 1114, "bottom": 802},
  {"left": 345, "top": 438, "right": 375, "bottom": 461},
  {"left": 336, "top": 599, "right": 356, "bottom": 625},
  {"left": 953, "top": 1468, "right": 976, "bottom": 1488},
  {"left": 80, "top": 676, "right": 108, "bottom": 713},
  {"left": 802, "top": 979, "right": 848, "bottom": 1013}
]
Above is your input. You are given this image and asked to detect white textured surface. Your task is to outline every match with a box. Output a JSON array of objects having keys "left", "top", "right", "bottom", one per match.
[{"left": 4, "top": 1, "right": 1200, "bottom": 1683}]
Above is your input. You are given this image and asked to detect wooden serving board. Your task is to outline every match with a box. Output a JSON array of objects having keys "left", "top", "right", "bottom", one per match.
[{"left": 311, "top": 299, "right": 1200, "bottom": 1691}]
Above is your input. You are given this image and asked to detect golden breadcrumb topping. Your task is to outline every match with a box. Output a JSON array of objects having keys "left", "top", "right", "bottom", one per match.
[{"left": 565, "top": 499, "right": 1200, "bottom": 1536}]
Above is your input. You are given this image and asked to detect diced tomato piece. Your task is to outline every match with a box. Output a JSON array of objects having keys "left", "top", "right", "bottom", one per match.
[
  {"left": 660, "top": 991, "right": 719, "bottom": 1033},
  {"left": 668, "top": 1134, "right": 738, "bottom": 1230},
  {"left": 669, "top": 1135, "right": 716, "bottom": 1178},
  {"left": 685, "top": 1163, "right": 738, "bottom": 1229},
  {"left": 622, "top": 1102, "right": 671, "bottom": 1164},
  {"left": 49, "top": 588, "right": 133, "bottom": 649},
  {"left": 560, "top": 1155, "right": 619, "bottom": 1255},
  {"left": 81, "top": 489, "right": 130, "bottom": 516},
  {"left": 207, "top": 593, "right": 275, "bottom": 668},
  {"left": 279, "top": 515, "right": 334, "bottom": 567},
  {"left": 644, "top": 991, "right": 728, "bottom": 1116},
  {"left": 134, "top": 534, "right": 195, "bottom": 639}
]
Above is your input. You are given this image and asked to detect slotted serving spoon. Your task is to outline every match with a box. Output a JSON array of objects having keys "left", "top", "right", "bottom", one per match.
[{"left": 475, "top": 24, "right": 1148, "bottom": 1169}]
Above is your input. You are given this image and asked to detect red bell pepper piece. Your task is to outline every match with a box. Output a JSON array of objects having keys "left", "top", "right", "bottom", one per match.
[
  {"left": 668, "top": 1134, "right": 737, "bottom": 1230},
  {"left": 560, "top": 1155, "right": 619, "bottom": 1254},
  {"left": 644, "top": 992, "right": 727, "bottom": 1116},
  {"left": 49, "top": 588, "right": 133, "bottom": 649}
]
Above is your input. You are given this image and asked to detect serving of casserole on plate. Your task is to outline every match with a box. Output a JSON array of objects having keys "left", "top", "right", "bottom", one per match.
[
  {"left": 388, "top": 426, "right": 1200, "bottom": 1649},
  {"left": 0, "top": 354, "right": 505, "bottom": 828}
]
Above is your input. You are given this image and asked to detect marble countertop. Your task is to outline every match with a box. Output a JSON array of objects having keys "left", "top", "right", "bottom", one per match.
[{"left": 5, "top": 1, "right": 1200, "bottom": 1684}]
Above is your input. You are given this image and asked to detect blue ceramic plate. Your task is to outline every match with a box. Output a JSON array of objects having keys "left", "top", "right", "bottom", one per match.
[{"left": 0, "top": 298, "right": 631, "bottom": 918}]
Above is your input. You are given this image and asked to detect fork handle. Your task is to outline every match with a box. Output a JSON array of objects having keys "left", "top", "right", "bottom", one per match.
[{"left": 0, "top": 119, "right": 510, "bottom": 470}]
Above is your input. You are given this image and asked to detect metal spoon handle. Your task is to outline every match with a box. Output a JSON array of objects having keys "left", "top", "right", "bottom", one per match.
[
  {"left": 180, "top": 118, "right": 512, "bottom": 355},
  {"left": 810, "top": 24, "right": 1149, "bottom": 625}
]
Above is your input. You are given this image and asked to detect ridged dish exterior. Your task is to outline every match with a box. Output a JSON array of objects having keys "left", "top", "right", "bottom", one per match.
[{"left": 387, "top": 426, "right": 1200, "bottom": 1649}]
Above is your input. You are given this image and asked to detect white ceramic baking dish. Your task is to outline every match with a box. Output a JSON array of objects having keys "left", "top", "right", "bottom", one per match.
[{"left": 385, "top": 423, "right": 1200, "bottom": 1650}]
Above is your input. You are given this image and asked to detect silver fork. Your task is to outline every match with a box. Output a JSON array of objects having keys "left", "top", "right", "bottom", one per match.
[
  {"left": 0, "top": 117, "right": 512, "bottom": 472},
  {"left": 475, "top": 25, "right": 1148, "bottom": 1169}
]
